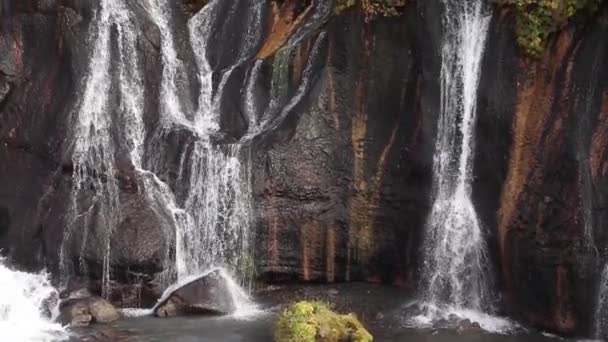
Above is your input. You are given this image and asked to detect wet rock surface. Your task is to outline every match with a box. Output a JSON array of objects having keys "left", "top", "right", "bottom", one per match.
[
  {"left": 153, "top": 269, "right": 237, "bottom": 317},
  {"left": 0, "top": 0, "right": 606, "bottom": 337}
]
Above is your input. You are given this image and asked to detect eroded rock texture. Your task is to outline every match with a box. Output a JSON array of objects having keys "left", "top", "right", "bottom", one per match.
[
  {"left": 0, "top": 0, "right": 607, "bottom": 336},
  {"left": 492, "top": 7, "right": 608, "bottom": 334}
]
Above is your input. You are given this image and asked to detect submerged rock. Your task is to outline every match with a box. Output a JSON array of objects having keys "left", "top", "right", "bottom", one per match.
[
  {"left": 153, "top": 269, "right": 237, "bottom": 317},
  {"left": 59, "top": 296, "right": 120, "bottom": 327}
]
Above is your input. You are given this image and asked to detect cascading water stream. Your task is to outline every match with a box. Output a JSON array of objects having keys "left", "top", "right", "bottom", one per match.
[
  {"left": 412, "top": 0, "right": 512, "bottom": 332},
  {"left": 58, "top": 0, "right": 320, "bottom": 316},
  {"left": 146, "top": 0, "right": 258, "bottom": 313},
  {"left": 61, "top": 0, "right": 187, "bottom": 300},
  {"left": 60, "top": 0, "right": 135, "bottom": 298}
]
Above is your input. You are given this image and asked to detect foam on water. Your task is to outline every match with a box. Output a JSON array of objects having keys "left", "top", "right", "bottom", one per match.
[
  {"left": 120, "top": 308, "right": 154, "bottom": 317},
  {"left": 0, "top": 259, "right": 68, "bottom": 341},
  {"left": 407, "top": 302, "right": 516, "bottom": 334}
]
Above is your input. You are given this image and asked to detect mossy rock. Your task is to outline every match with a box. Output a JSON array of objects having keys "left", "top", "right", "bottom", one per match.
[{"left": 275, "top": 301, "right": 373, "bottom": 342}]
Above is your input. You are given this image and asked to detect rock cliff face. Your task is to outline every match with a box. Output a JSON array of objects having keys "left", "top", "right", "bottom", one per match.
[
  {"left": 491, "top": 7, "right": 608, "bottom": 334},
  {"left": 0, "top": 0, "right": 607, "bottom": 336}
]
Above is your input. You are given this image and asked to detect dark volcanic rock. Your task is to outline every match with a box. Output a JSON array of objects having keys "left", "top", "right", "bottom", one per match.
[
  {"left": 0, "top": 0, "right": 607, "bottom": 337},
  {"left": 153, "top": 269, "right": 237, "bottom": 317},
  {"left": 491, "top": 4, "right": 608, "bottom": 335}
]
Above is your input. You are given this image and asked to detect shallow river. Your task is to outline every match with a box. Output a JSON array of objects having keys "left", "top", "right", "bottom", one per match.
[
  {"left": 74, "top": 314, "right": 576, "bottom": 342},
  {"left": 72, "top": 283, "right": 593, "bottom": 342}
]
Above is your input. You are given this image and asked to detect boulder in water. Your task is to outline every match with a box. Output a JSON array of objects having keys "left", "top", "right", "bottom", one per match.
[
  {"left": 89, "top": 298, "right": 121, "bottom": 323},
  {"left": 153, "top": 269, "right": 238, "bottom": 317},
  {"left": 59, "top": 296, "right": 120, "bottom": 326},
  {"left": 456, "top": 318, "right": 482, "bottom": 334},
  {"left": 59, "top": 300, "right": 91, "bottom": 327}
]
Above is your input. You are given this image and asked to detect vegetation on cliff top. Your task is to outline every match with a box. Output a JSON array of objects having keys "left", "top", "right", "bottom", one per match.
[
  {"left": 498, "top": 0, "right": 603, "bottom": 57},
  {"left": 336, "top": 0, "right": 408, "bottom": 20},
  {"left": 275, "top": 301, "right": 373, "bottom": 342}
]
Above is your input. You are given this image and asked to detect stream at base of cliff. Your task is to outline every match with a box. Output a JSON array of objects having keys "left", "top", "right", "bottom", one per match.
[{"left": 73, "top": 284, "right": 585, "bottom": 342}]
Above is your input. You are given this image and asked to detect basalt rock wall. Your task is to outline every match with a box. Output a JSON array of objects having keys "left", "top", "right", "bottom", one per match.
[{"left": 0, "top": 0, "right": 607, "bottom": 336}]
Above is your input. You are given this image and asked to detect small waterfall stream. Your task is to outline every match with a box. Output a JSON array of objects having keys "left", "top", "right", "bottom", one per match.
[
  {"left": 413, "top": 0, "right": 511, "bottom": 332},
  {"left": 60, "top": 0, "right": 140, "bottom": 298}
]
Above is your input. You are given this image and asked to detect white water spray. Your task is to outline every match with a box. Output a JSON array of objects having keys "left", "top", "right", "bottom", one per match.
[{"left": 0, "top": 259, "right": 68, "bottom": 342}]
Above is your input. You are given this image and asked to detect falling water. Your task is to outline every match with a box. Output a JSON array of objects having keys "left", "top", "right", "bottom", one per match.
[
  {"left": 60, "top": 0, "right": 187, "bottom": 299},
  {"left": 146, "top": 0, "right": 257, "bottom": 308},
  {"left": 0, "top": 259, "right": 68, "bottom": 341},
  {"left": 58, "top": 0, "right": 288, "bottom": 313},
  {"left": 414, "top": 0, "right": 506, "bottom": 330},
  {"left": 60, "top": 0, "right": 138, "bottom": 298}
]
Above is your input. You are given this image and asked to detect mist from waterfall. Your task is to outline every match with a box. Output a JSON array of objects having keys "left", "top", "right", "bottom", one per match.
[
  {"left": 0, "top": 259, "right": 68, "bottom": 341},
  {"left": 412, "top": 0, "right": 512, "bottom": 332}
]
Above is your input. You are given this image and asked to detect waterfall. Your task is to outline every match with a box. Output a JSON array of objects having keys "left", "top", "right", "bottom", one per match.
[
  {"left": 0, "top": 259, "right": 68, "bottom": 342},
  {"left": 422, "top": 0, "right": 491, "bottom": 308},
  {"left": 145, "top": 0, "right": 257, "bottom": 307},
  {"left": 60, "top": 0, "right": 139, "bottom": 298},
  {"left": 412, "top": 0, "right": 511, "bottom": 331},
  {"left": 57, "top": 0, "right": 257, "bottom": 306}
]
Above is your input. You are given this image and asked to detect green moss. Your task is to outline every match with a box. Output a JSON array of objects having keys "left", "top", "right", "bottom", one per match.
[
  {"left": 336, "top": 0, "right": 359, "bottom": 14},
  {"left": 498, "top": 0, "right": 603, "bottom": 57},
  {"left": 275, "top": 301, "right": 373, "bottom": 342},
  {"left": 335, "top": 0, "right": 408, "bottom": 20}
]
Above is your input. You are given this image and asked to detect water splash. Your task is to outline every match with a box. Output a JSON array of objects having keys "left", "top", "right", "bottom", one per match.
[
  {"left": 153, "top": 267, "right": 259, "bottom": 318},
  {"left": 0, "top": 259, "right": 68, "bottom": 342},
  {"left": 406, "top": 302, "right": 516, "bottom": 334},
  {"left": 417, "top": 0, "right": 497, "bottom": 327}
]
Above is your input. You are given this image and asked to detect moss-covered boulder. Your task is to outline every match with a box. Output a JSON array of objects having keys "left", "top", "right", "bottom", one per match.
[{"left": 275, "top": 301, "right": 373, "bottom": 342}]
